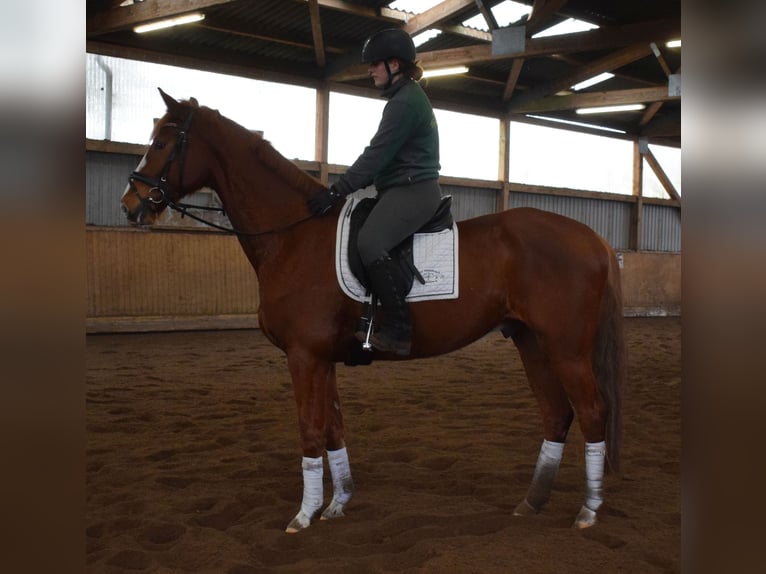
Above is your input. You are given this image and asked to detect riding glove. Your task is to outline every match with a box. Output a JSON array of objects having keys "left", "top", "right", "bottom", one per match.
[{"left": 307, "top": 181, "right": 352, "bottom": 215}]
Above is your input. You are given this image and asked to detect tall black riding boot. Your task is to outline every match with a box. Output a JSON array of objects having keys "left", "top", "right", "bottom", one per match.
[{"left": 364, "top": 256, "right": 412, "bottom": 356}]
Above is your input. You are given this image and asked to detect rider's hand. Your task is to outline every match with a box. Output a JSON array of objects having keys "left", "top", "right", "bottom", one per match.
[{"left": 307, "top": 183, "right": 348, "bottom": 216}]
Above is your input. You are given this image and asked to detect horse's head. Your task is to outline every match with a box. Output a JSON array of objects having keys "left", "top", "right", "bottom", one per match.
[{"left": 121, "top": 89, "right": 208, "bottom": 225}]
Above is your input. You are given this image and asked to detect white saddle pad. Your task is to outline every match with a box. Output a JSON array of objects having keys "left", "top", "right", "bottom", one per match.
[{"left": 335, "top": 197, "right": 459, "bottom": 303}]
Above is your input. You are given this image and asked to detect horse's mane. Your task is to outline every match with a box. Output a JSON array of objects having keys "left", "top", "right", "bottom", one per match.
[
  {"left": 167, "top": 98, "right": 324, "bottom": 197},
  {"left": 250, "top": 131, "right": 324, "bottom": 197}
]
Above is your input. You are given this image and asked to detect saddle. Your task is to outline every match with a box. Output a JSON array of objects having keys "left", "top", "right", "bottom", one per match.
[{"left": 347, "top": 195, "right": 454, "bottom": 296}]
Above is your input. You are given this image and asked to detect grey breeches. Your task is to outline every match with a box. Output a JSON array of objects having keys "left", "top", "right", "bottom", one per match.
[{"left": 357, "top": 179, "right": 443, "bottom": 266}]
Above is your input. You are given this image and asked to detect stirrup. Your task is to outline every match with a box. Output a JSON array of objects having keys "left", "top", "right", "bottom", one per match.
[{"left": 354, "top": 295, "right": 377, "bottom": 351}]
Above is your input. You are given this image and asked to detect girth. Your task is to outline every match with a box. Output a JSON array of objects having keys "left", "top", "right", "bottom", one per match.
[{"left": 347, "top": 195, "right": 453, "bottom": 295}]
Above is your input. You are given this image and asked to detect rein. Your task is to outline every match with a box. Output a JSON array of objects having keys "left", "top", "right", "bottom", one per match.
[
  {"left": 166, "top": 199, "right": 314, "bottom": 237},
  {"left": 128, "top": 108, "right": 316, "bottom": 237}
]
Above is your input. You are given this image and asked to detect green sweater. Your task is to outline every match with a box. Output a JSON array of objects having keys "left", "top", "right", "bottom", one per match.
[{"left": 337, "top": 78, "right": 440, "bottom": 194}]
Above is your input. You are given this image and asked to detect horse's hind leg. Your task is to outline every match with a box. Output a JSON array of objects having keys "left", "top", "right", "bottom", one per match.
[
  {"left": 552, "top": 356, "right": 609, "bottom": 529},
  {"left": 538, "top": 341, "right": 608, "bottom": 528},
  {"left": 513, "top": 329, "right": 606, "bottom": 528},
  {"left": 510, "top": 328, "right": 574, "bottom": 517}
]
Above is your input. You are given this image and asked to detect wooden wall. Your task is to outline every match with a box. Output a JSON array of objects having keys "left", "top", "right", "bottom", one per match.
[
  {"left": 86, "top": 227, "right": 680, "bottom": 333},
  {"left": 620, "top": 251, "right": 681, "bottom": 317},
  {"left": 86, "top": 227, "right": 259, "bottom": 332}
]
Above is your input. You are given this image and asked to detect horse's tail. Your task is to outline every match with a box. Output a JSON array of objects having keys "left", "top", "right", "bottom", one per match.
[{"left": 592, "top": 246, "right": 626, "bottom": 474}]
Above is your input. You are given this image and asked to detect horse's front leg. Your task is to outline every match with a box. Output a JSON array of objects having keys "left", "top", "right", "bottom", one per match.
[
  {"left": 320, "top": 366, "right": 354, "bottom": 521},
  {"left": 284, "top": 349, "right": 352, "bottom": 533}
]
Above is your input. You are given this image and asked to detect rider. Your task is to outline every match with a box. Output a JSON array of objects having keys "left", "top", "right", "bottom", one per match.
[{"left": 307, "top": 28, "right": 443, "bottom": 356}]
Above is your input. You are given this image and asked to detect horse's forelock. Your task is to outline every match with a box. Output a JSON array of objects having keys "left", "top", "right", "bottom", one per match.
[
  {"left": 150, "top": 112, "right": 171, "bottom": 140},
  {"left": 173, "top": 97, "right": 200, "bottom": 110}
]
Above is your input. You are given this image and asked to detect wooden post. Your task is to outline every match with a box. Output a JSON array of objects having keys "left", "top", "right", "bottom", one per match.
[
  {"left": 644, "top": 148, "right": 681, "bottom": 202},
  {"left": 497, "top": 117, "right": 510, "bottom": 212},
  {"left": 630, "top": 139, "right": 645, "bottom": 251},
  {"left": 315, "top": 83, "right": 330, "bottom": 184}
]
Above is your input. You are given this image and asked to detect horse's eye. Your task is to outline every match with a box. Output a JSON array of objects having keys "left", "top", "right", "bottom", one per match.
[{"left": 154, "top": 141, "right": 166, "bottom": 150}]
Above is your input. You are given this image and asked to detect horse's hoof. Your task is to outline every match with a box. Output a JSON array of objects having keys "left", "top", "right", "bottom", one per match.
[
  {"left": 285, "top": 510, "right": 312, "bottom": 533},
  {"left": 512, "top": 499, "right": 538, "bottom": 517},
  {"left": 573, "top": 505, "right": 597, "bottom": 529},
  {"left": 320, "top": 499, "right": 347, "bottom": 521}
]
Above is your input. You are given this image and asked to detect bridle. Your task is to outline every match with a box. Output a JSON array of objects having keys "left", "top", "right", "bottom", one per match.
[
  {"left": 129, "top": 109, "right": 196, "bottom": 219},
  {"left": 127, "top": 109, "right": 314, "bottom": 236}
]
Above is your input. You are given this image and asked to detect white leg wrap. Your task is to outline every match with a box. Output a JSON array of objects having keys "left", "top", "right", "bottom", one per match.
[
  {"left": 286, "top": 456, "right": 325, "bottom": 533},
  {"left": 300, "top": 456, "right": 324, "bottom": 518},
  {"left": 327, "top": 447, "right": 353, "bottom": 505},
  {"left": 584, "top": 441, "right": 606, "bottom": 512},
  {"left": 525, "top": 439, "right": 565, "bottom": 510}
]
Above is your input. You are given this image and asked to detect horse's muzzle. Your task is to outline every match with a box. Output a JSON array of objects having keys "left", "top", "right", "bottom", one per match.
[{"left": 121, "top": 183, "right": 157, "bottom": 225}]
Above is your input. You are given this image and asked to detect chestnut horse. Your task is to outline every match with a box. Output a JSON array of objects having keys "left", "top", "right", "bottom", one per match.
[{"left": 121, "top": 90, "right": 625, "bottom": 532}]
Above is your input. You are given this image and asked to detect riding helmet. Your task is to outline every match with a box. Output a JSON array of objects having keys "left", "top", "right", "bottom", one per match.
[{"left": 361, "top": 28, "right": 416, "bottom": 64}]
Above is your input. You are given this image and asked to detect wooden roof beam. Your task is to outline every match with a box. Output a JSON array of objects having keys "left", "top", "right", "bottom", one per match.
[
  {"left": 331, "top": 17, "right": 677, "bottom": 81},
  {"left": 402, "top": 0, "right": 477, "bottom": 36},
  {"left": 416, "top": 17, "right": 680, "bottom": 67},
  {"left": 650, "top": 42, "right": 673, "bottom": 77},
  {"left": 640, "top": 112, "right": 681, "bottom": 138},
  {"left": 294, "top": 0, "right": 403, "bottom": 21},
  {"left": 330, "top": 14, "right": 678, "bottom": 83},
  {"left": 643, "top": 147, "right": 681, "bottom": 202},
  {"left": 87, "top": 0, "right": 237, "bottom": 36},
  {"left": 526, "top": 0, "right": 570, "bottom": 36},
  {"left": 198, "top": 22, "right": 345, "bottom": 54},
  {"left": 474, "top": 0, "right": 499, "bottom": 31},
  {"left": 511, "top": 86, "right": 679, "bottom": 114},
  {"left": 305, "top": 1, "right": 493, "bottom": 41},
  {"left": 511, "top": 43, "right": 653, "bottom": 107},
  {"left": 439, "top": 24, "right": 491, "bottom": 42},
  {"left": 308, "top": 0, "right": 326, "bottom": 67},
  {"left": 638, "top": 101, "right": 663, "bottom": 127},
  {"left": 87, "top": 40, "right": 324, "bottom": 90},
  {"left": 549, "top": 53, "right": 658, "bottom": 86},
  {"left": 294, "top": 0, "right": 490, "bottom": 42},
  {"left": 294, "top": 0, "right": 492, "bottom": 42},
  {"left": 503, "top": 58, "right": 525, "bottom": 102}
]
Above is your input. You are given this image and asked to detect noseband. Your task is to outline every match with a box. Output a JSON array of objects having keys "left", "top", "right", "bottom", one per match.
[{"left": 128, "top": 109, "right": 196, "bottom": 217}]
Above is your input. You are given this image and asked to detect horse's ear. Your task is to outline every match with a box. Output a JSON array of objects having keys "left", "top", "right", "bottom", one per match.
[
  {"left": 158, "top": 88, "right": 179, "bottom": 111},
  {"left": 189, "top": 97, "right": 199, "bottom": 107}
]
